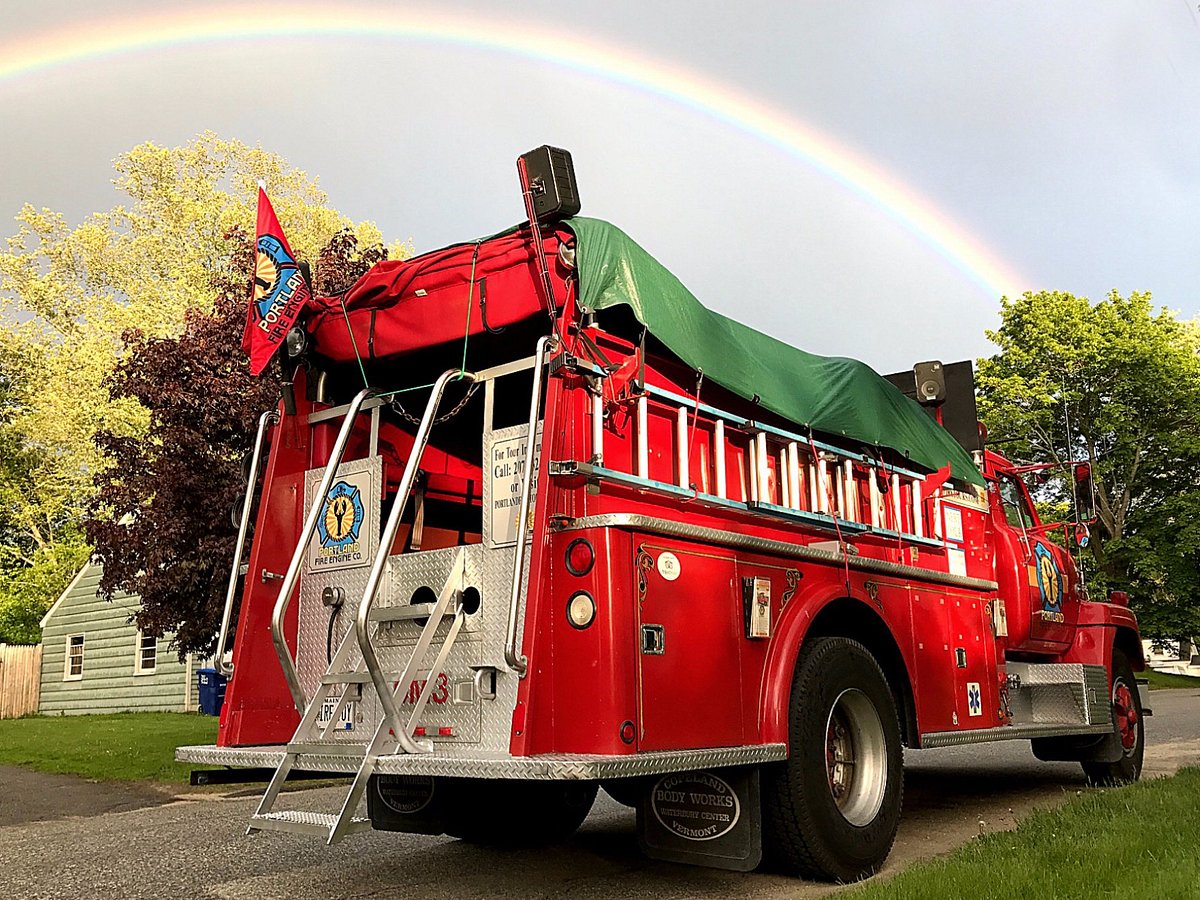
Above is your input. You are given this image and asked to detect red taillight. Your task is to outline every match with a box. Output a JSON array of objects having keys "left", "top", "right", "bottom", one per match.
[
  {"left": 565, "top": 538, "right": 595, "bottom": 576},
  {"left": 620, "top": 720, "right": 636, "bottom": 744},
  {"left": 1109, "top": 590, "right": 1129, "bottom": 607}
]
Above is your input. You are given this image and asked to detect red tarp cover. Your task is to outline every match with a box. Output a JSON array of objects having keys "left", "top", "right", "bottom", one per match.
[{"left": 305, "top": 228, "right": 567, "bottom": 363}]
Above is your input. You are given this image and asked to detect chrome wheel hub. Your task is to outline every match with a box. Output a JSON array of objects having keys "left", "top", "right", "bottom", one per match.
[{"left": 824, "top": 688, "right": 887, "bottom": 826}]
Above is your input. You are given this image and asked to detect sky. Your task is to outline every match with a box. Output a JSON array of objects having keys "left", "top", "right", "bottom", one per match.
[{"left": 1, "top": 1, "right": 1198, "bottom": 373}]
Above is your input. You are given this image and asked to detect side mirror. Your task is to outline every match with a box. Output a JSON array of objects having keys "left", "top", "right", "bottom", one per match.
[{"left": 1072, "top": 463, "right": 1094, "bottom": 521}]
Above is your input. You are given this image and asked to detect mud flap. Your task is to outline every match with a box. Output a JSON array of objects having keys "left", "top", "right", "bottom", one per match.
[
  {"left": 637, "top": 767, "right": 761, "bottom": 872},
  {"left": 366, "top": 774, "right": 448, "bottom": 834}
]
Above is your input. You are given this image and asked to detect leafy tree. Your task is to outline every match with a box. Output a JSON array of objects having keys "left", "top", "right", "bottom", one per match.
[
  {"left": 85, "top": 226, "right": 387, "bottom": 655},
  {"left": 977, "top": 290, "right": 1200, "bottom": 640},
  {"left": 0, "top": 133, "right": 388, "bottom": 642},
  {"left": 0, "top": 132, "right": 385, "bottom": 551},
  {"left": 0, "top": 344, "right": 90, "bottom": 642}
]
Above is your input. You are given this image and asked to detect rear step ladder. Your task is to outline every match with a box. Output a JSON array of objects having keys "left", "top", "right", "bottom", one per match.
[{"left": 249, "top": 368, "right": 479, "bottom": 843}]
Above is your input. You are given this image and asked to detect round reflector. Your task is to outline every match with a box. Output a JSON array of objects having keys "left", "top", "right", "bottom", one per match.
[
  {"left": 565, "top": 538, "right": 595, "bottom": 576},
  {"left": 566, "top": 591, "right": 596, "bottom": 629}
]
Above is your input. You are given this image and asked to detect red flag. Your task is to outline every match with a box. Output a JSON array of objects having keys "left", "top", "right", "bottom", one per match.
[{"left": 242, "top": 188, "right": 311, "bottom": 375}]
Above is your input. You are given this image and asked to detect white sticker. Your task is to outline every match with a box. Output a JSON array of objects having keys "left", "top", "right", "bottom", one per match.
[
  {"left": 967, "top": 682, "right": 983, "bottom": 717},
  {"left": 944, "top": 506, "right": 964, "bottom": 543},
  {"left": 947, "top": 547, "right": 967, "bottom": 577},
  {"left": 657, "top": 551, "right": 681, "bottom": 581}
]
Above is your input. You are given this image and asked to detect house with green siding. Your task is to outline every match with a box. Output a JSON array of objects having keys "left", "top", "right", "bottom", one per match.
[{"left": 39, "top": 563, "right": 201, "bottom": 714}]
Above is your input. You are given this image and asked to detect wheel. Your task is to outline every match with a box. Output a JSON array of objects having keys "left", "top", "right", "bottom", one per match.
[
  {"left": 601, "top": 777, "right": 650, "bottom": 809},
  {"left": 1081, "top": 647, "right": 1144, "bottom": 785},
  {"left": 443, "top": 779, "right": 598, "bottom": 845},
  {"left": 763, "top": 636, "right": 903, "bottom": 882}
]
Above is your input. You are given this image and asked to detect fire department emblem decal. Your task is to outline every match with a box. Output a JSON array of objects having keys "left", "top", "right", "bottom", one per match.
[
  {"left": 313, "top": 480, "right": 366, "bottom": 568},
  {"left": 251, "top": 234, "right": 306, "bottom": 334},
  {"left": 1033, "top": 542, "right": 1063, "bottom": 613}
]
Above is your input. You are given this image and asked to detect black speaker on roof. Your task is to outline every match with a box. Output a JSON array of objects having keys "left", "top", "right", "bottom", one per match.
[
  {"left": 913, "top": 361, "right": 946, "bottom": 405},
  {"left": 517, "top": 146, "right": 581, "bottom": 223},
  {"left": 884, "top": 359, "right": 981, "bottom": 453}
]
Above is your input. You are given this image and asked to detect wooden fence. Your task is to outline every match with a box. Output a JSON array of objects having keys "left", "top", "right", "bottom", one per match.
[{"left": 0, "top": 644, "right": 42, "bottom": 718}]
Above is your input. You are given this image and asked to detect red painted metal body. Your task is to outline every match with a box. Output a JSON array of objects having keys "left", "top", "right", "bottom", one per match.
[{"left": 217, "top": 229, "right": 1142, "bottom": 759}]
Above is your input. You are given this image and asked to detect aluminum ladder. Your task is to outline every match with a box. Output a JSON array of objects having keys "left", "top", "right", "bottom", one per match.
[{"left": 247, "top": 369, "right": 480, "bottom": 843}]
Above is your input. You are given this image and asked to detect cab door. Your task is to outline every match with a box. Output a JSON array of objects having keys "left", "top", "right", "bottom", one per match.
[{"left": 994, "top": 474, "right": 1076, "bottom": 648}]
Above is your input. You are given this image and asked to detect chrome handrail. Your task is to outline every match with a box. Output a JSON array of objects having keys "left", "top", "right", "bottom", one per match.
[
  {"left": 271, "top": 387, "right": 377, "bottom": 714},
  {"left": 355, "top": 369, "right": 478, "bottom": 752},
  {"left": 217, "top": 409, "right": 279, "bottom": 677},
  {"left": 504, "top": 335, "right": 557, "bottom": 676}
]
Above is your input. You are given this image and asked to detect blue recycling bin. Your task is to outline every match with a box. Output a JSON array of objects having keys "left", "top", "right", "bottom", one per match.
[{"left": 197, "top": 667, "right": 227, "bottom": 716}]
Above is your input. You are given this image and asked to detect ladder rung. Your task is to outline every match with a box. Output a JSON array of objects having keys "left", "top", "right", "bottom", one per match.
[
  {"left": 369, "top": 602, "right": 453, "bottom": 623},
  {"left": 249, "top": 811, "right": 371, "bottom": 837},
  {"left": 319, "top": 670, "right": 409, "bottom": 685}
]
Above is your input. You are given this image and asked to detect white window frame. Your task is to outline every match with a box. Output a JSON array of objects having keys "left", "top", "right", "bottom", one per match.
[
  {"left": 64, "top": 633, "right": 85, "bottom": 681},
  {"left": 134, "top": 631, "right": 158, "bottom": 676}
]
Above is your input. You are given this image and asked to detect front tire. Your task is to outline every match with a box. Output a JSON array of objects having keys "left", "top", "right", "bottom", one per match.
[
  {"left": 763, "top": 636, "right": 903, "bottom": 882},
  {"left": 1081, "top": 647, "right": 1144, "bottom": 785}
]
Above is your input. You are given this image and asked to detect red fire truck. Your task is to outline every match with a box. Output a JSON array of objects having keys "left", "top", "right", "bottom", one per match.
[{"left": 179, "top": 149, "right": 1146, "bottom": 881}]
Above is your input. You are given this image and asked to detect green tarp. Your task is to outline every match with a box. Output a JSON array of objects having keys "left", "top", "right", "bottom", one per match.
[{"left": 566, "top": 217, "right": 982, "bottom": 485}]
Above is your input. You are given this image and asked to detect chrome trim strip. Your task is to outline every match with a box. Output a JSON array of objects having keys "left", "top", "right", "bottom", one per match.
[
  {"left": 177, "top": 742, "right": 788, "bottom": 780},
  {"left": 556, "top": 513, "right": 1000, "bottom": 593},
  {"left": 920, "top": 721, "right": 1112, "bottom": 748}
]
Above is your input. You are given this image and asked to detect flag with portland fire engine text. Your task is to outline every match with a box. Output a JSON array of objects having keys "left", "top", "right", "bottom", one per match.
[{"left": 242, "top": 187, "right": 311, "bottom": 375}]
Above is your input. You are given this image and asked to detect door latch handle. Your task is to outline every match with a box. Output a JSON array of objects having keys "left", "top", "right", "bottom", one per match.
[{"left": 641, "top": 624, "right": 665, "bottom": 655}]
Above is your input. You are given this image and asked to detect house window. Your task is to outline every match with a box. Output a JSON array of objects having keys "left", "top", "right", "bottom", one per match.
[
  {"left": 135, "top": 633, "right": 158, "bottom": 675},
  {"left": 65, "top": 634, "right": 85, "bottom": 680}
]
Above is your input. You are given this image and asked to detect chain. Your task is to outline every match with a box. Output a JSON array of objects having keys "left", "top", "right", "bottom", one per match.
[{"left": 389, "top": 381, "right": 481, "bottom": 426}]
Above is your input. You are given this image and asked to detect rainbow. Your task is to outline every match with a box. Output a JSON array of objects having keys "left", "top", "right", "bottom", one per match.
[{"left": 0, "top": 4, "right": 1026, "bottom": 298}]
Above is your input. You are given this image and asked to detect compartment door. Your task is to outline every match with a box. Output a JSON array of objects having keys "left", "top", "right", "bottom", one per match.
[{"left": 635, "top": 539, "right": 744, "bottom": 751}]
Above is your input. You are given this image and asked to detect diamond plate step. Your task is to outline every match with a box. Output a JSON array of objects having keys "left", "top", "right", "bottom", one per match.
[{"left": 249, "top": 810, "right": 371, "bottom": 838}]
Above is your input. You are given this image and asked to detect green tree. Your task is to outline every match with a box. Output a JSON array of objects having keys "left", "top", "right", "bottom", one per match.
[
  {"left": 977, "top": 290, "right": 1200, "bottom": 640},
  {"left": 0, "top": 132, "right": 393, "bottom": 642},
  {"left": 85, "top": 226, "right": 387, "bottom": 655}
]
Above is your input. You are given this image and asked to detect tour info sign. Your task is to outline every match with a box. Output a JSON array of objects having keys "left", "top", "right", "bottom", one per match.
[{"left": 486, "top": 424, "right": 542, "bottom": 548}]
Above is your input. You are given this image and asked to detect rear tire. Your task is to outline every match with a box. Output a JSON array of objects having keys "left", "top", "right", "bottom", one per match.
[
  {"left": 443, "top": 779, "right": 598, "bottom": 845},
  {"left": 1081, "top": 647, "right": 1144, "bottom": 785},
  {"left": 763, "top": 637, "right": 903, "bottom": 882}
]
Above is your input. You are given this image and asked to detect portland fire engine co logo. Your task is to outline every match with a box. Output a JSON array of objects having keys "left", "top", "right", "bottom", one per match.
[
  {"left": 1034, "top": 542, "right": 1065, "bottom": 624},
  {"left": 314, "top": 480, "right": 365, "bottom": 567},
  {"left": 651, "top": 771, "right": 740, "bottom": 842},
  {"left": 252, "top": 234, "right": 307, "bottom": 341}
]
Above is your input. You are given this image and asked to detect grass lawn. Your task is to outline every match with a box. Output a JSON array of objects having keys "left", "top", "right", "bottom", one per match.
[
  {"left": 848, "top": 766, "right": 1200, "bottom": 900},
  {"left": 0, "top": 712, "right": 218, "bottom": 783},
  {"left": 1141, "top": 667, "right": 1200, "bottom": 690}
]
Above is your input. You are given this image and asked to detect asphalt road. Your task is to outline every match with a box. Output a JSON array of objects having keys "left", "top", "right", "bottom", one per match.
[{"left": 2, "top": 689, "right": 1197, "bottom": 900}]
